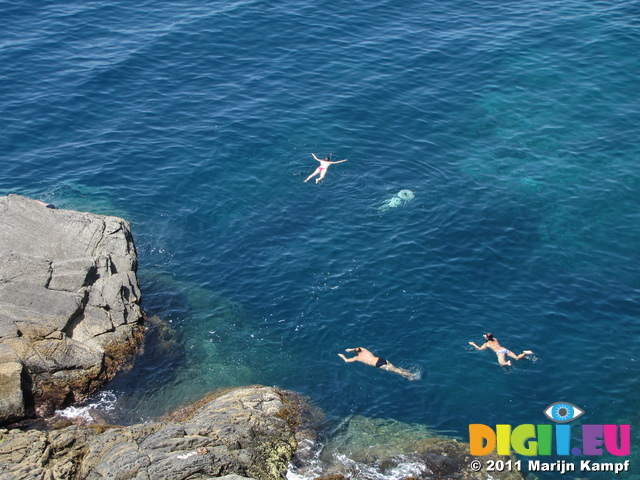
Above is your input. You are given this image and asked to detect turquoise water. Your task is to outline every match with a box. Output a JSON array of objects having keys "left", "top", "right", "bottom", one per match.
[{"left": 2, "top": 0, "right": 639, "bottom": 474}]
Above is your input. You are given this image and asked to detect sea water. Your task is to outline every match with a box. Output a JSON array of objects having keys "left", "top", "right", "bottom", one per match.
[{"left": 2, "top": 1, "right": 639, "bottom": 478}]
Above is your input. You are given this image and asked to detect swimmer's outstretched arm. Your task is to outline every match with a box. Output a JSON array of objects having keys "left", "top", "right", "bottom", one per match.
[
  {"left": 329, "top": 159, "right": 348, "bottom": 164},
  {"left": 469, "top": 341, "right": 487, "bottom": 350},
  {"left": 311, "top": 153, "right": 322, "bottom": 161},
  {"left": 338, "top": 353, "right": 358, "bottom": 362}
]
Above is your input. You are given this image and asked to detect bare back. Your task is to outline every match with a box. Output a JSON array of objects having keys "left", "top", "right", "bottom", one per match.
[{"left": 353, "top": 348, "right": 380, "bottom": 367}]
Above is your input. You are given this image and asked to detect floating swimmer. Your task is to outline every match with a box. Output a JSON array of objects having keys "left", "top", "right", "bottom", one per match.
[
  {"left": 379, "top": 189, "right": 415, "bottom": 212},
  {"left": 304, "top": 153, "right": 348, "bottom": 184}
]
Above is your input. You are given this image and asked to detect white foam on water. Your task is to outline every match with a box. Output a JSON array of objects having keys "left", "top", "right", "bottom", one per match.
[
  {"left": 288, "top": 452, "right": 428, "bottom": 480},
  {"left": 54, "top": 390, "right": 118, "bottom": 422},
  {"left": 335, "top": 453, "right": 427, "bottom": 480}
]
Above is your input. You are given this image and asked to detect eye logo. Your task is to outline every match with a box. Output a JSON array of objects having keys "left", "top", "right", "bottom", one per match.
[{"left": 543, "top": 402, "right": 584, "bottom": 423}]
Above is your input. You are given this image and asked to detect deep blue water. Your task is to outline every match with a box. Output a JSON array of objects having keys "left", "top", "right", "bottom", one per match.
[{"left": 2, "top": 0, "right": 639, "bottom": 471}]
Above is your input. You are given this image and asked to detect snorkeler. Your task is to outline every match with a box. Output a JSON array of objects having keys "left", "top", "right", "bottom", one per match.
[
  {"left": 304, "top": 153, "right": 348, "bottom": 184},
  {"left": 469, "top": 333, "right": 533, "bottom": 367},
  {"left": 339, "top": 347, "right": 417, "bottom": 380}
]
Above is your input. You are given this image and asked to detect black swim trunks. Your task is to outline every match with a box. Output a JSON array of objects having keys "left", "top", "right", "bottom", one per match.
[{"left": 375, "top": 358, "right": 388, "bottom": 368}]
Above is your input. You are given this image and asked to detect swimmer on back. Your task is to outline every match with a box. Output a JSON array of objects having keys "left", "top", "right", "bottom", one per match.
[
  {"left": 304, "top": 153, "right": 348, "bottom": 184},
  {"left": 339, "top": 347, "right": 417, "bottom": 380},
  {"left": 469, "top": 333, "right": 533, "bottom": 367}
]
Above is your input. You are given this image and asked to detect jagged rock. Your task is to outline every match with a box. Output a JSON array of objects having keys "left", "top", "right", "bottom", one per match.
[
  {"left": 0, "top": 386, "right": 304, "bottom": 480},
  {"left": 0, "top": 195, "right": 144, "bottom": 421}
]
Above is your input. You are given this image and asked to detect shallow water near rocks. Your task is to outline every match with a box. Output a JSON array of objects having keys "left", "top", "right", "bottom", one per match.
[{"left": 2, "top": 1, "right": 639, "bottom": 478}]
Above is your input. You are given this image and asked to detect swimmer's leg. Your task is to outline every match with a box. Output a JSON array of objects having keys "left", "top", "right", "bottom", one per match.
[
  {"left": 304, "top": 168, "right": 320, "bottom": 182},
  {"left": 509, "top": 350, "right": 532, "bottom": 361},
  {"left": 497, "top": 353, "right": 511, "bottom": 366},
  {"left": 316, "top": 170, "right": 327, "bottom": 183},
  {"left": 380, "top": 363, "right": 417, "bottom": 380}
]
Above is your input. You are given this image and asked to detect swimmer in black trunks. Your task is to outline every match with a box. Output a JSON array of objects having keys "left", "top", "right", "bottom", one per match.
[
  {"left": 338, "top": 347, "right": 417, "bottom": 380},
  {"left": 34, "top": 199, "right": 57, "bottom": 209}
]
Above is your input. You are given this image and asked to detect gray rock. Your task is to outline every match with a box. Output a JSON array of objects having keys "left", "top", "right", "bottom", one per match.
[
  {"left": 0, "top": 195, "right": 144, "bottom": 420},
  {"left": 0, "top": 386, "right": 305, "bottom": 480},
  {"left": 0, "top": 362, "right": 24, "bottom": 423}
]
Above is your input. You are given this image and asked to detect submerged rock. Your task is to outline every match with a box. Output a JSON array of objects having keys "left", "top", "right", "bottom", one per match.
[
  {"left": 291, "top": 415, "right": 526, "bottom": 480},
  {"left": 0, "top": 195, "right": 144, "bottom": 422},
  {"left": 0, "top": 386, "right": 305, "bottom": 480}
]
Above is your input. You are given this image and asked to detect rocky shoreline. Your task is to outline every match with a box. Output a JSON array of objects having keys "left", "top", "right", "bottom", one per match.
[
  {"left": 0, "top": 195, "right": 144, "bottom": 422},
  {"left": 0, "top": 384, "right": 524, "bottom": 480},
  {"left": 0, "top": 196, "right": 524, "bottom": 480},
  {"left": 0, "top": 385, "right": 307, "bottom": 480}
]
